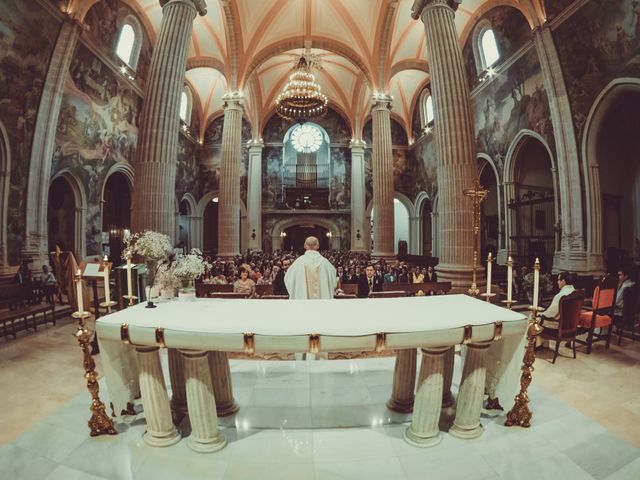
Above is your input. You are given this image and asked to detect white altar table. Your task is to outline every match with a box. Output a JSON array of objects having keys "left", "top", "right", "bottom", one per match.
[{"left": 96, "top": 295, "right": 527, "bottom": 451}]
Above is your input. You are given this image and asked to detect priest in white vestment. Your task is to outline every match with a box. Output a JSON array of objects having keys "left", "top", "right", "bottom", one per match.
[{"left": 285, "top": 236, "right": 337, "bottom": 299}]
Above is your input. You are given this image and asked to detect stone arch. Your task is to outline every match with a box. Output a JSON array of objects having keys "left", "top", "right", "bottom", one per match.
[
  {"left": 177, "top": 192, "right": 198, "bottom": 251},
  {"left": 270, "top": 216, "right": 341, "bottom": 252},
  {"left": 365, "top": 192, "right": 414, "bottom": 254},
  {"left": 0, "top": 121, "right": 10, "bottom": 271},
  {"left": 414, "top": 191, "right": 432, "bottom": 256},
  {"left": 49, "top": 170, "right": 87, "bottom": 259},
  {"left": 196, "top": 191, "right": 247, "bottom": 253},
  {"left": 100, "top": 162, "right": 134, "bottom": 203},
  {"left": 477, "top": 153, "right": 504, "bottom": 259},
  {"left": 582, "top": 78, "right": 640, "bottom": 273}
]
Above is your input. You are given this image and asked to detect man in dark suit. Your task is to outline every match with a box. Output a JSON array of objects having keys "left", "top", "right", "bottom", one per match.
[
  {"left": 273, "top": 258, "right": 291, "bottom": 296},
  {"left": 357, "top": 264, "right": 383, "bottom": 298},
  {"left": 425, "top": 266, "right": 438, "bottom": 282}
]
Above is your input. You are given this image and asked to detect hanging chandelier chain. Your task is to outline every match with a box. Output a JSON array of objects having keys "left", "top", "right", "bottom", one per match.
[{"left": 276, "top": 54, "right": 328, "bottom": 122}]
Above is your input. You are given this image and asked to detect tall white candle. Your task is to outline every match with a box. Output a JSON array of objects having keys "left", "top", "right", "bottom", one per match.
[
  {"left": 103, "top": 256, "right": 111, "bottom": 304},
  {"left": 75, "top": 269, "right": 84, "bottom": 314},
  {"left": 533, "top": 258, "right": 540, "bottom": 311},
  {"left": 507, "top": 256, "right": 513, "bottom": 303},
  {"left": 126, "top": 256, "right": 133, "bottom": 299},
  {"left": 486, "top": 253, "right": 492, "bottom": 295}
]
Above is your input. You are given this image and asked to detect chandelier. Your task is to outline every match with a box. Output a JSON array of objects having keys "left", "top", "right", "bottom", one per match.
[{"left": 275, "top": 56, "right": 328, "bottom": 121}]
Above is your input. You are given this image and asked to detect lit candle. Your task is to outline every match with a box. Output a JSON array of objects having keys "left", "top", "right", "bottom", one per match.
[
  {"left": 507, "top": 256, "right": 513, "bottom": 303},
  {"left": 103, "top": 255, "right": 111, "bottom": 305},
  {"left": 75, "top": 269, "right": 84, "bottom": 314},
  {"left": 486, "top": 253, "right": 492, "bottom": 296},
  {"left": 532, "top": 258, "right": 540, "bottom": 311},
  {"left": 126, "top": 255, "right": 133, "bottom": 300}
]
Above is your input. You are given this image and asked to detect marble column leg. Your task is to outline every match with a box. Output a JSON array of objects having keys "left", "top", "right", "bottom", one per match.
[
  {"left": 404, "top": 347, "right": 449, "bottom": 447},
  {"left": 168, "top": 348, "right": 187, "bottom": 416},
  {"left": 387, "top": 349, "right": 417, "bottom": 413},
  {"left": 182, "top": 350, "right": 227, "bottom": 453},
  {"left": 450, "top": 343, "right": 490, "bottom": 439},
  {"left": 136, "top": 347, "right": 181, "bottom": 447},
  {"left": 442, "top": 346, "right": 455, "bottom": 408},
  {"left": 208, "top": 351, "right": 239, "bottom": 416}
]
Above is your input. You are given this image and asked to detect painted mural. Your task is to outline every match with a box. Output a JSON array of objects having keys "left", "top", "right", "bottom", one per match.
[
  {"left": 545, "top": 0, "right": 577, "bottom": 21},
  {"left": 554, "top": 0, "right": 640, "bottom": 138},
  {"left": 472, "top": 47, "right": 552, "bottom": 171},
  {"left": 462, "top": 6, "right": 532, "bottom": 90},
  {"left": 412, "top": 137, "right": 438, "bottom": 200},
  {"left": 175, "top": 133, "right": 198, "bottom": 202},
  {"left": 263, "top": 108, "right": 351, "bottom": 144},
  {"left": 53, "top": 42, "right": 142, "bottom": 255},
  {"left": 48, "top": 0, "right": 69, "bottom": 11},
  {"left": 0, "top": 0, "right": 61, "bottom": 263},
  {"left": 83, "top": 0, "right": 152, "bottom": 84}
]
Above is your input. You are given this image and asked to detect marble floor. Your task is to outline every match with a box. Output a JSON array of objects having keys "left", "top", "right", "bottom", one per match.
[{"left": 1, "top": 316, "right": 640, "bottom": 479}]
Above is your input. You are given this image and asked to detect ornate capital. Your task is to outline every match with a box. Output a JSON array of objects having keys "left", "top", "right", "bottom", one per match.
[
  {"left": 371, "top": 93, "right": 392, "bottom": 111},
  {"left": 411, "top": 0, "right": 460, "bottom": 20},
  {"left": 248, "top": 138, "right": 264, "bottom": 150},
  {"left": 160, "top": 0, "right": 208, "bottom": 16},
  {"left": 222, "top": 91, "right": 244, "bottom": 109}
]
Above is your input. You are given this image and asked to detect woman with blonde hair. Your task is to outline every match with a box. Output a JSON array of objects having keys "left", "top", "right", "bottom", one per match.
[{"left": 233, "top": 264, "right": 256, "bottom": 297}]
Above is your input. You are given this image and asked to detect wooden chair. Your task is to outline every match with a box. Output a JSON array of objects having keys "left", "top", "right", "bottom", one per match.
[
  {"left": 616, "top": 283, "right": 640, "bottom": 345},
  {"left": 340, "top": 283, "right": 358, "bottom": 296},
  {"left": 576, "top": 285, "right": 616, "bottom": 353},
  {"left": 255, "top": 284, "right": 274, "bottom": 297},
  {"left": 540, "top": 291, "right": 584, "bottom": 364}
]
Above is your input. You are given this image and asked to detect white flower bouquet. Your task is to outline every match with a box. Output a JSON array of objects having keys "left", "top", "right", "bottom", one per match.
[
  {"left": 172, "top": 248, "right": 211, "bottom": 282},
  {"left": 154, "top": 262, "right": 180, "bottom": 291},
  {"left": 123, "top": 230, "right": 173, "bottom": 261}
]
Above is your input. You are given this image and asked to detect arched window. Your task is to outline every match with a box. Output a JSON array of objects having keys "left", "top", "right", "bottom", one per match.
[
  {"left": 480, "top": 29, "right": 500, "bottom": 68},
  {"left": 418, "top": 88, "right": 434, "bottom": 131},
  {"left": 425, "top": 95, "right": 434, "bottom": 125},
  {"left": 114, "top": 16, "right": 143, "bottom": 71},
  {"left": 115, "top": 24, "right": 135, "bottom": 66},
  {"left": 179, "top": 87, "right": 193, "bottom": 125}
]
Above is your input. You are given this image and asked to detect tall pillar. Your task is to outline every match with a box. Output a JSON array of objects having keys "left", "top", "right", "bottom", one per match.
[
  {"left": 412, "top": 1, "right": 477, "bottom": 287},
  {"left": 404, "top": 347, "right": 449, "bottom": 447},
  {"left": 441, "top": 345, "right": 454, "bottom": 408},
  {"left": 131, "top": 0, "right": 207, "bottom": 237},
  {"left": 217, "top": 93, "right": 244, "bottom": 257},
  {"left": 371, "top": 95, "right": 395, "bottom": 257},
  {"left": 208, "top": 351, "right": 239, "bottom": 416},
  {"left": 350, "top": 141, "right": 367, "bottom": 252},
  {"left": 24, "top": 15, "right": 82, "bottom": 266},
  {"left": 168, "top": 348, "right": 187, "bottom": 416},
  {"left": 136, "top": 347, "right": 181, "bottom": 447},
  {"left": 387, "top": 349, "right": 417, "bottom": 413},
  {"left": 533, "top": 25, "right": 589, "bottom": 272},
  {"left": 450, "top": 343, "right": 490, "bottom": 439},
  {"left": 247, "top": 139, "right": 263, "bottom": 251}
]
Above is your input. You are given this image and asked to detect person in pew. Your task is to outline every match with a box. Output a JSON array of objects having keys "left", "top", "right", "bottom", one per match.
[
  {"left": 537, "top": 271, "right": 576, "bottom": 349},
  {"left": 40, "top": 265, "right": 57, "bottom": 304},
  {"left": 273, "top": 258, "right": 290, "bottom": 296},
  {"left": 425, "top": 266, "right": 437, "bottom": 282},
  {"left": 412, "top": 266, "right": 424, "bottom": 284},
  {"left": 615, "top": 267, "right": 635, "bottom": 316},
  {"left": 357, "top": 264, "right": 383, "bottom": 298},
  {"left": 285, "top": 237, "right": 337, "bottom": 299},
  {"left": 233, "top": 264, "right": 256, "bottom": 297}
]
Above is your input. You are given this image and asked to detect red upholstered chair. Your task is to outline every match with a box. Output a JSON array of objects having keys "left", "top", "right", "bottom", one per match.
[
  {"left": 540, "top": 291, "right": 584, "bottom": 364},
  {"left": 576, "top": 285, "right": 616, "bottom": 354}
]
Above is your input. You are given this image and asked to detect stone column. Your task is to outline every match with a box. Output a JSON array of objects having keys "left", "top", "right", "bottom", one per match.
[
  {"left": 208, "top": 351, "right": 239, "bottom": 416},
  {"left": 247, "top": 139, "right": 263, "bottom": 251},
  {"left": 189, "top": 215, "right": 202, "bottom": 250},
  {"left": 131, "top": 0, "right": 207, "bottom": 236},
  {"left": 412, "top": 1, "right": 478, "bottom": 287},
  {"left": 442, "top": 345, "right": 454, "bottom": 408},
  {"left": 387, "top": 349, "right": 417, "bottom": 413},
  {"left": 533, "top": 25, "right": 589, "bottom": 272},
  {"left": 450, "top": 342, "right": 490, "bottom": 439},
  {"left": 74, "top": 207, "right": 86, "bottom": 259},
  {"left": 409, "top": 216, "right": 420, "bottom": 254},
  {"left": 24, "top": 16, "right": 82, "bottom": 266},
  {"left": 181, "top": 350, "right": 227, "bottom": 452},
  {"left": 217, "top": 93, "right": 244, "bottom": 256},
  {"left": 404, "top": 347, "right": 449, "bottom": 447},
  {"left": 350, "top": 140, "right": 367, "bottom": 252},
  {"left": 136, "top": 347, "right": 181, "bottom": 447},
  {"left": 371, "top": 95, "right": 395, "bottom": 258},
  {"left": 168, "top": 348, "right": 187, "bottom": 416}
]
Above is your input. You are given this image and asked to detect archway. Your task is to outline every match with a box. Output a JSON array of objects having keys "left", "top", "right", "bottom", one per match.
[
  {"left": 271, "top": 216, "right": 340, "bottom": 252},
  {"left": 478, "top": 156, "right": 500, "bottom": 260},
  {"left": 370, "top": 197, "right": 411, "bottom": 255},
  {"left": 0, "top": 121, "right": 9, "bottom": 270},
  {"left": 419, "top": 197, "right": 432, "bottom": 256},
  {"left": 593, "top": 90, "right": 640, "bottom": 271},
  {"left": 102, "top": 172, "right": 132, "bottom": 264},
  {"left": 48, "top": 176, "right": 79, "bottom": 258},
  {"left": 283, "top": 225, "right": 330, "bottom": 253},
  {"left": 202, "top": 197, "right": 219, "bottom": 256},
  {"left": 507, "top": 136, "right": 557, "bottom": 271},
  {"left": 178, "top": 199, "right": 191, "bottom": 252}
]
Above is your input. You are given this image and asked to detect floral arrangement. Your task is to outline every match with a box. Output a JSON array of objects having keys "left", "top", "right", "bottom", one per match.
[
  {"left": 122, "top": 230, "right": 173, "bottom": 260},
  {"left": 154, "top": 262, "right": 180, "bottom": 291},
  {"left": 172, "top": 248, "right": 211, "bottom": 281}
]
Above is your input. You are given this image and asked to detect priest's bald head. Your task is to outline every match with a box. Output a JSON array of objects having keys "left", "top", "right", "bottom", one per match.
[{"left": 304, "top": 236, "right": 320, "bottom": 251}]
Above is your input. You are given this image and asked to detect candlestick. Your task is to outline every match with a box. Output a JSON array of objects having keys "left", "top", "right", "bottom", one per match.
[
  {"left": 75, "top": 268, "right": 84, "bottom": 314},
  {"left": 126, "top": 255, "right": 133, "bottom": 303},
  {"left": 507, "top": 256, "right": 513, "bottom": 303},
  {"left": 102, "top": 256, "right": 111, "bottom": 306},
  {"left": 532, "top": 258, "right": 540, "bottom": 311},
  {"left": 486, "top": 253, "right": 493, "bottom": 295}
]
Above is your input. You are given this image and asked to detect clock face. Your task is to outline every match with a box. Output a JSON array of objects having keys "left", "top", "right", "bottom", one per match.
[{"left": 291, "top": 124, "right": 323, "bottom": 153}]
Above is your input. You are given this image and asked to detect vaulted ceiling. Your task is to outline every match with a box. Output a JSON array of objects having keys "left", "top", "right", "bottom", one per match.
[{"left": 77, "top": 0, "right": 548, "bottom": 140}]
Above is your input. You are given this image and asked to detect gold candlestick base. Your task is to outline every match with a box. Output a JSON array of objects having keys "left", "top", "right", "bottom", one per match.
[
  {"left": 123, "top": 295, "right": 138, "bottom": 306},
  {"left": 99, "top": 300, "right": 117, "bottom": 314},
  {"left": 501, "top": 299, "right": 516, "bottom": 310},
  {"left": 504, "top": 320, "right": 544, "bottom": 428},
  {"left": 72, "top": 311, "right": 92, "bottom": 320},
  {"left": 480, "top": 293, "right": 497, "bottom": 302},
  {"left": 74, "top": 321, "right": 117, "bottom": 436},
  {"left": 467, "top": 285, "right": 480, "bottom": 296}
]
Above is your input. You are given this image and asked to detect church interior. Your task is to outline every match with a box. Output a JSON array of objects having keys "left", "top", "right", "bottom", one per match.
[{"left": 1, "top": 0, "right": 640, "bottom": 478}]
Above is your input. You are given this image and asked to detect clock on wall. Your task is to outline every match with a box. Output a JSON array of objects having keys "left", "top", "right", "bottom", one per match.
[{"left": 291, "top": 124, "right": 323, "bottom": 153}]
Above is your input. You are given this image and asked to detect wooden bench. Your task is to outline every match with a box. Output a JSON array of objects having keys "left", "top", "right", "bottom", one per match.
[{"left": 1, "top": 302, "right": 56, "bottom": 339}]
